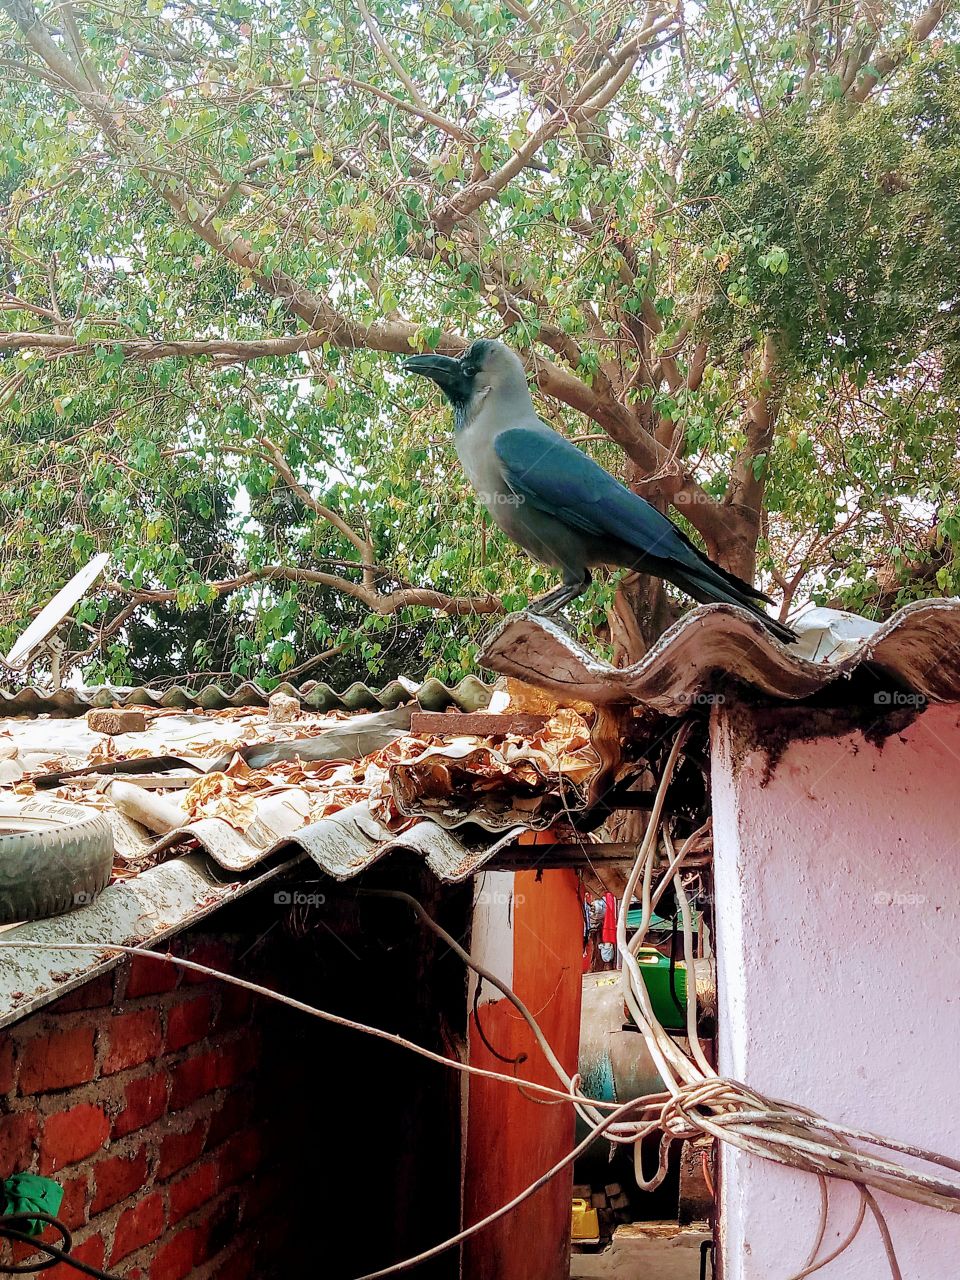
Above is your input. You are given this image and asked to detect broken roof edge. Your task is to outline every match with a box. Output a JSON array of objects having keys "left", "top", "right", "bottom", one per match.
[
  {"left": 0, "top": 850, "right": 305, "bottom": 1031},
  {"left": 0, "top": 674, "right": 492, "bottom": 718},
  {"left": 478, "top": 598, "right": 960, "bottom": 714}
]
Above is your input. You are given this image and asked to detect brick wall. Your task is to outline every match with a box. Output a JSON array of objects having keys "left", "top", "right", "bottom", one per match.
[
  {"left": 0, "top": 871, "right": 474, "bottom": 1280},
  {"left": 0, "top": 934, "right": 281, "bottom": 1280}
]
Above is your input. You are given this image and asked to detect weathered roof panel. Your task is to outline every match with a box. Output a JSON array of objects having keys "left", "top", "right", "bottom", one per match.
[
  {"left": 0, "top": 674, "right": 491, "bottom": 717},
  {"left": 478, "top": 599, "right": 960, "bottom": 714},
  {"left": 149, "top": 802, "right": 525, "bottom": 882},
  {"left": 0, "top": 810, "right": 527, "bottom": 1029},
  {"left": 0, "top": 851, "right": 304, "bottom": 1030}
]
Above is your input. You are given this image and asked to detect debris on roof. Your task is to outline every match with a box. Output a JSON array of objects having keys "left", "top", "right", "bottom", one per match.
[
  {"left": 479, "top": 599, "right": 960, "bottom": 714},
  {"left": 0, "top": 670, "right": 617, "bottom": 1021},
  {"left": 0, "top": 668, "right": 617, "bottom": 956},
  {"left": 390, "top": 707, "right": 600, "bottom": 832},
  {"left": 1, "top": 692, "right": 607, "bottom": 859}
]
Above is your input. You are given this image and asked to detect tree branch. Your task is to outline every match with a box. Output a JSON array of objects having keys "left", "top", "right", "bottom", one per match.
[
  {"left": 849, "top": 0, "right": 949, "bottom": 102},
  {"left": 432, "top": 8, "right": 680, "bottom": 231},
  {"left": 355, "top": 0, "right": 428, "bottom": 111},
  {"left": 108, "top": 567, "right": 504, "bottom": 617},
  {"left": 722, "top": 334, "right": 782, "bottom": 579},
  {"left": 257, "top": 434, "right": 378, "bottom": 591}
]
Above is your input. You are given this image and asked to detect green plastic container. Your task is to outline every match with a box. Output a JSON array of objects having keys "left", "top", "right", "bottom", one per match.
[{"left": 633, "top": 947, "right": 688, "bottom": 1030}]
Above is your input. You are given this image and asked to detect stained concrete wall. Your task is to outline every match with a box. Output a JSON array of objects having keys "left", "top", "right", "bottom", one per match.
[{"left": 711, "top": 701, "right": 960, "bottom": 1278}]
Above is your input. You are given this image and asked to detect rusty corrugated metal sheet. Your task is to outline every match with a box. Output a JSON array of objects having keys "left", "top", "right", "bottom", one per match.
[
  {"left": 479, "top": 599, "right": 960, "bottom": 714},
  {"left": 0, "top": 674, "right": 491, "bottom": 717}
]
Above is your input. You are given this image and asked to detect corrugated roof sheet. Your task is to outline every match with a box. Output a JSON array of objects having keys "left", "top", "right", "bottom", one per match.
[
  {"left": 0, "top": 675, "right": 492, "bottom": 717},
  {"left": 478, "top": 599, "right": 960, "bottom": 714},
  {"left": 0, "top": 810, "right": 525, "bottom": 1029},
  {"left": 0, "top": 682, "right": 561, "bottom": 1025},
  {"left": 148, "top": 802, "right": 524, "bottom": 882},
  {"left": 0, "top": 851, "right": 304, "bottom": 1029}
]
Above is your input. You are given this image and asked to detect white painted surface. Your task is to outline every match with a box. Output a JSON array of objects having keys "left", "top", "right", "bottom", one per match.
[
  {"left": 712, "top": 703, "right": 960, "bottom": 1279},
  {"left": 468, "top": 869, "right": 516, "bottom": 1003}
]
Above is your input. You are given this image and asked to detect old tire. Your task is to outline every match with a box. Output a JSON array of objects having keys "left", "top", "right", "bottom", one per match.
[{"left": 0, "top": 800, "right": 114, "bottom": 924}]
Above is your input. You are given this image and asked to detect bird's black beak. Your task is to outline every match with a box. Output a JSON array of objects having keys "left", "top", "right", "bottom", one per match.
[{"left": 402, "top": 353, "right": 472, "bottom": 402}]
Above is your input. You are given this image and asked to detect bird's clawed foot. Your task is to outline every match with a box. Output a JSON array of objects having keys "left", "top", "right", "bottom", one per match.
[
  {"left": 521, "top": 575, "right": 590, "bottom": 638},
  {"left": 523, "top": 605, "right": 579, "bottom": 639}
]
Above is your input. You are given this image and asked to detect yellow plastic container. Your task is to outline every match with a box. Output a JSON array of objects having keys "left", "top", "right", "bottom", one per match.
[{"left": 571, "top": 1197, "right": 600, "bottom": 1245}]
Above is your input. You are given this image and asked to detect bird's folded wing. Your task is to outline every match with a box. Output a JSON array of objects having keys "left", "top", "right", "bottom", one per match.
[{"left": 493, "top": 427, "right": 700, "bottom": 564}]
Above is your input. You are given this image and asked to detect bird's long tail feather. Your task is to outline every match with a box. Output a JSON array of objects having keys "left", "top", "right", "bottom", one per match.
[{"left": 674, "top": 567, "right": 797, "bottom": 644}]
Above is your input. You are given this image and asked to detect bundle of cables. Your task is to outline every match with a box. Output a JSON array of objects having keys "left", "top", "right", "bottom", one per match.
[{"left": 578, "top": 723, "right": 960, "bottom": 1279}]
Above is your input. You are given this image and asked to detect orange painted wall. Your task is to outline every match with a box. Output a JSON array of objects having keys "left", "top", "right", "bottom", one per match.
[{"left": 463, "top": 866, "right": 583, "bottom": 1280}]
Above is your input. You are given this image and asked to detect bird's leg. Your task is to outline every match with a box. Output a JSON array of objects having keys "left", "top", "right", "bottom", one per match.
[{"left": 525, "top": 571, "right": 591, "bottom": 633}]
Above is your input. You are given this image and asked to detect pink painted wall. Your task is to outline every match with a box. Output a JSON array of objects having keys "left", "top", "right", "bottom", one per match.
[{"left": 711, "top": 702, "right": 960, "bottom": 1279}]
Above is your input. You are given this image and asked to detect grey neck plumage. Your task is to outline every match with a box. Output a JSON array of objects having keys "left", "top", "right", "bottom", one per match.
[{"left": 453, "top": 399, "right": 471, "bottom": 433}]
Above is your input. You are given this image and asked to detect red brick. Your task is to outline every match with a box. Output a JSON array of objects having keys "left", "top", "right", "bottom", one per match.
[
  {"left": 18, "top": 1026, "right": 95, "bottom": 1094},
  {"left": 217, "top": 1130, "right": 261, "bottom": 1189},
  {"left": 206, "top": 1191, "right": 242, "bottom": 1256},
  {"left": 411, "top": 709, "right": 550, "bottom": 737},
  {"left": 87, "top": 708, "right": 145, "bottom": 735},
  {"left": 0, "top": 1036, "right": 16, "bottom": 1093},
  {"left": 45, "top": 1233, "right": 105, "bottom": 1280},
  {"left": 103, "top": 1009, "right": 162, "bottom": 1075},
  {"left": 213, "top": 1034, "right": 259, "bottom": 1090},
  {"left": 92, "top": 1145, "right": 148, "bottom": 1213},
  {"left": 124, "top": 954, "right": 179, "bottom": 998},
  {"left": 113, "top": 1071, "right": 169, "bottom": 1138},
  {"left": 149, "top": 1223, "right": 209, "bottom": 1280},
  {"left": 40, "top": 1104, "right": 109, "bottom": 1174},
  {"left": 58, "top": 1173, "right": 89, "bottom": 1230},
  {"left": 52, "top": 973, "right": 115, "bottom": 1012},
  {"left": 157, "top": 1118, "right": 208, "bottom": 1179},
  {"left": 110, "top": 1192, "right": 164, "bottom": 1263},
  {"left": 0, "top": 1111, "right": 37, "bottom": 1178},
  {"left": 168, "top": 1160, "right": 217, "bottom": 1224},
  {"left": 170, "top": 1051, "right": 218, "bottom": 1110},
  {"left": 9, "top": 1238, "right": 39, "bottom": 1267},
  {"left": 179, "top": 940, "right": 232, "bottom": 983},
  {"left": 166, "top": 994, "right": 213, "bottom": 1053}
]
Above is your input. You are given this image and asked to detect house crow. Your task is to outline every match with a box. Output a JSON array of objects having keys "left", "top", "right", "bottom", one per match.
[{"left": 403, "top": 339, "right": 796, "bottom": 644}]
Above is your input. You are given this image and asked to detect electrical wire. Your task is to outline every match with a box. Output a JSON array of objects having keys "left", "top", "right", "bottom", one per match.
[
  {"left": 471, "top": 977, "right": 525, "bottom": 1065},
  {"left": 0, "top": 941, "right": 619, "bottom": 1112},
  {"left": 0, "top": 1213, "right": 122, "bottom": 1279},
  {"left": 352, "top": 1093, "right": 657, "bottom": 1280},
  {"left": 361, "top": 888, "right": 606, "bottom": 1132},
  {"left": 605, "top": 724, "right": 957, "bottom": 1277}
]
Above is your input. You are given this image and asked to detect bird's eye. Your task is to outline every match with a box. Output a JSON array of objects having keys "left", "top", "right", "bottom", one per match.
[{"left": 462, "top": 364, "right": 478, "bottom": 377}]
